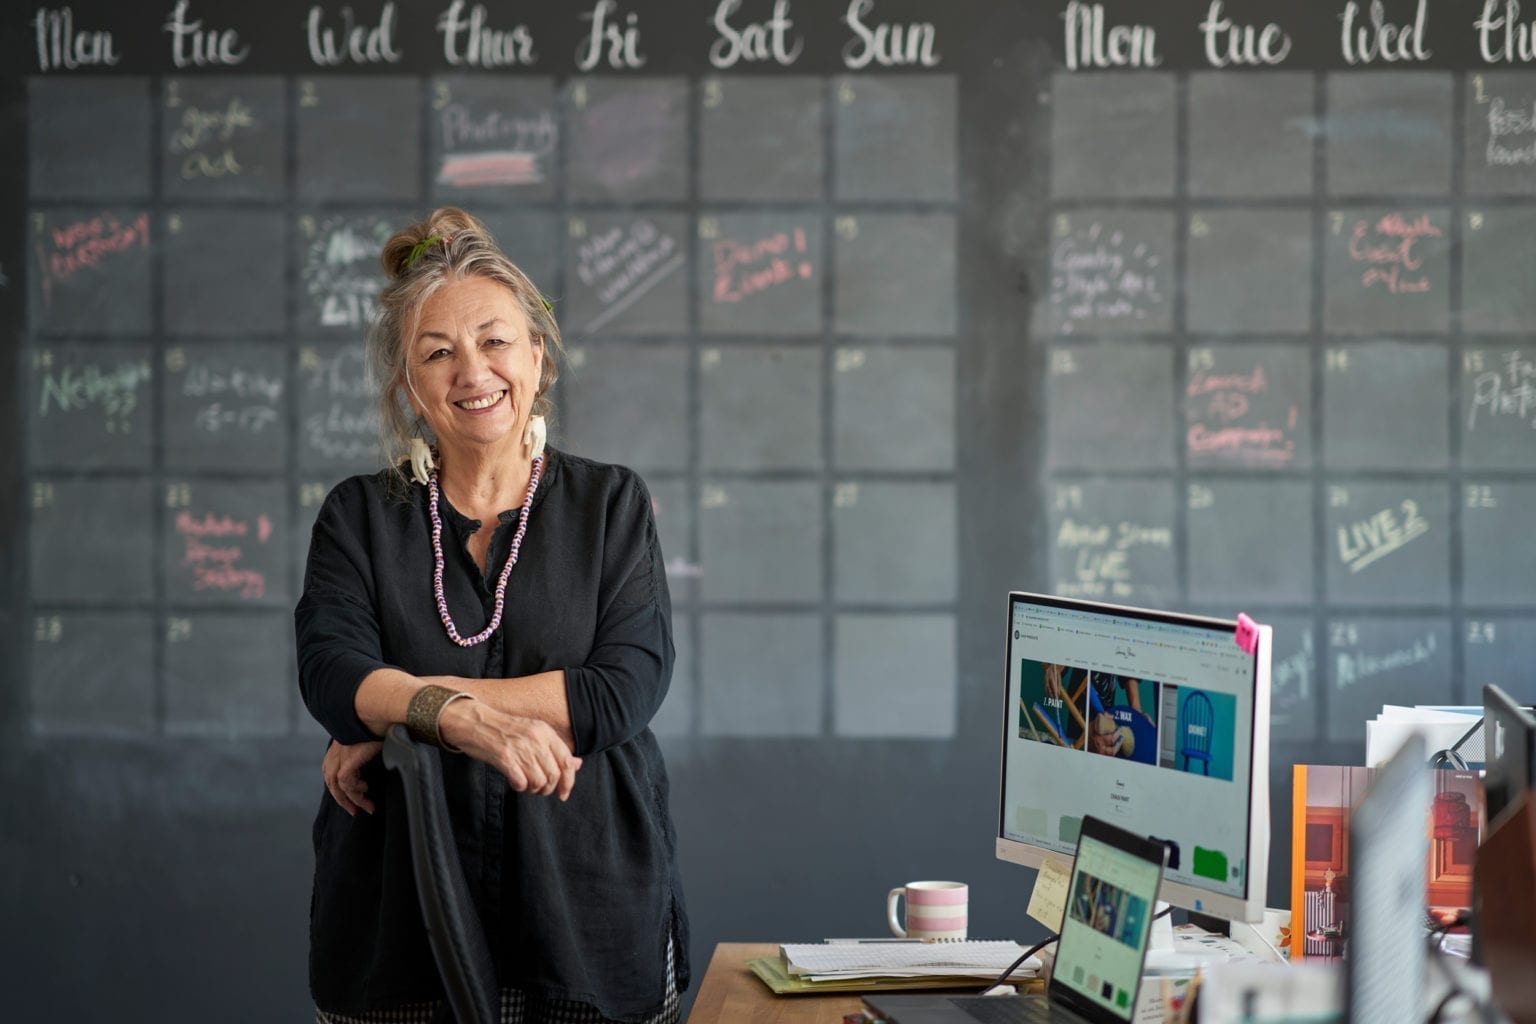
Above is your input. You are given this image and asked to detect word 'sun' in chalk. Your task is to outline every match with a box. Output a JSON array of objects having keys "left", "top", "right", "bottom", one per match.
[{"left": 1234, "top": 613, "right": 1259, "bottom": 655}]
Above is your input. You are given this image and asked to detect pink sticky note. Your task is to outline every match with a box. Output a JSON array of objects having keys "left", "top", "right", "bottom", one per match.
[{"left": 1235, "top": 613, "right": 1259, "bottom": 655}]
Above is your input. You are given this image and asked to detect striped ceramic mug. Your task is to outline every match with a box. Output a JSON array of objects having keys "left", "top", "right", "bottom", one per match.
[{"left": 886, "top": 880, "right": 968, "bottom": 939}]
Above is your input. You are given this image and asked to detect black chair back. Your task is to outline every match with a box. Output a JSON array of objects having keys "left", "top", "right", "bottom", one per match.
[{"left": 383, "top": 724, "right": 499, "bottom": 1024}]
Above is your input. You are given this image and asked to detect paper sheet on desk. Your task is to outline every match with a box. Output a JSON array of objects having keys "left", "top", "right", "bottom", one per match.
[
  {"left": 780, "top": 941, "right": 1039, "bottom": 980},
  {"left": 1366, "top": 706, "right": 1482, "bottom": 767},
  {"left": 1170, "top": 924, "right": 1272, "bottom": 965}
]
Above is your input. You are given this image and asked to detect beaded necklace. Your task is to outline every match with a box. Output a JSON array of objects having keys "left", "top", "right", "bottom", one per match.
[{"left": 427, "top": 455, "right": 544, "bottom": 647}]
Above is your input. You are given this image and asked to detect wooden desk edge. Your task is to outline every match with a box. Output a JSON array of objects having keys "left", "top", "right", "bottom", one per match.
[{"left": 686, "top": 942, "right": 864, "bottom": 1024}]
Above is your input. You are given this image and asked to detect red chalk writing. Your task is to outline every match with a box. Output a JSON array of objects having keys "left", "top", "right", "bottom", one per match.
[
  {"left": 36, "top": 213, "right": 151, "bottom": 306},
  {"left": 712, "top": 227, "right": 812, "bottom": 303},
  {"left": 1184, "top": 354, "right": 1300, "bottom": 467},
  {"left": 175, "top": 509, "right": 273, "bottom": 599},
  {"left": 1347, "top": 212, "right": 1441, "bottom": 295}
]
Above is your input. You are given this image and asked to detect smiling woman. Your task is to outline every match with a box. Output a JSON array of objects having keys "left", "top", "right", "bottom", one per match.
[{"left": 295, "top": 208, "right": 688, "bottom": 1024}]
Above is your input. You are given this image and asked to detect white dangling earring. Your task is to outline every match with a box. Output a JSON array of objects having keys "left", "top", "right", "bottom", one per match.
[
  {"left": 409, "top": 436, "right": 435, "bottom": 485},
  {"left": 524, "top": 415, "right": 547, "bottom": 460}
]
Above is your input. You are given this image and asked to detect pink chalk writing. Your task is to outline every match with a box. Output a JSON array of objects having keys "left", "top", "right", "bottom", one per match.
[
  {"left": 1347, "top": 212, "right": 1441, "bottom": 295},
  {"left": 37, "top": 212, "right": 151, "bottom": 306},
  {"left": 712, "top": 227, "right": 813, "bottom": 303},
  {"left": 175, "top": 509, "right": 273, "bottom": 599},
  {"left": 1187, "top": 366, "right": 1267, "bottom": 396},
  {"left": 1185, "top": 359, "right": 1298, "bottom": 466},
  {"left": 1187, "top": 424, "right": 1294, "bottom": 463}
]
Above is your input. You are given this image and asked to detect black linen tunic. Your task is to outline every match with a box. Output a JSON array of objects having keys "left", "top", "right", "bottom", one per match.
[{"left": 295, "top": 448, "right": 689, "bottom": 1022}]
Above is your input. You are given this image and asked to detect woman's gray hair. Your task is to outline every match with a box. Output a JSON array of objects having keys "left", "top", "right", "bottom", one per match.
[{"left": 367, "top": 207, "right": 563, "bottom": 489}]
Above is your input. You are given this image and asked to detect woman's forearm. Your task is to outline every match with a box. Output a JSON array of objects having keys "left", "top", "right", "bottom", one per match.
[
  {"left": 352, "top": 667, "right": 574, "bottom": 749},
  {"left": 447, "top": 671, "right": 573, "bottom": 749}
]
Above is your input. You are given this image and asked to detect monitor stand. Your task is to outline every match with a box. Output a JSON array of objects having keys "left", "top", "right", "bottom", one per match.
[{"left": 1142, "top": 901, "right": 1230, "bottom": 973}]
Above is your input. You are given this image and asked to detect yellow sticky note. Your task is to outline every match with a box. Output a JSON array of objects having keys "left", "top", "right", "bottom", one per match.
[{"left": 1027, "top": 856, "right": 1072, "bottom": 931}]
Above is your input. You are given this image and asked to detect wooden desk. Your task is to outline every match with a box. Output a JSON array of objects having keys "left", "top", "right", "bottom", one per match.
[{"left": 686, "top": 943, "right": 862, "bottom": 1023}]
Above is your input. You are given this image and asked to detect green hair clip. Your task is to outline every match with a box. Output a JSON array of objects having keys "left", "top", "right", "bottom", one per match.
[{"left": 401, "top": 234, "right": 450, "bottom": 270}]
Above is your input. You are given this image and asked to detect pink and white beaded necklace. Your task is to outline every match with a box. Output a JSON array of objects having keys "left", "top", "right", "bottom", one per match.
[{"left": 426, "top": 454, "right": 544, "bottom": 647}]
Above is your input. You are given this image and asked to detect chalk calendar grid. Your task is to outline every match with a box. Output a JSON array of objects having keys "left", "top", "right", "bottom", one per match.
[
  {"left": 23, "top": 72, "right": 960, "bottom": 741},
  {"left": 1042, "top": 69, "right": 1536, "bottom": 746}
]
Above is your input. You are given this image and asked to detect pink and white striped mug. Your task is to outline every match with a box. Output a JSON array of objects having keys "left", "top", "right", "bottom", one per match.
[{"left": 887, "top": 880, "right": 968, "bottom": 939}]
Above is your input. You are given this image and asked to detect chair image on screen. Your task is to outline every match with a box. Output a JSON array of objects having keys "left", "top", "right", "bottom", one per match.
[
  {"left": 383, "top": 724, "right": 499, "bottom": 1024},
  {"left": 1180, "top": 690, "right": 1214, "bottom": 775}
]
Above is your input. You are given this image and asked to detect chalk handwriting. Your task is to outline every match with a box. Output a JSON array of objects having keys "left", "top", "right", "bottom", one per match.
[
  {"left": 1199, "top": 0, "right": 1291, "bottom": 66},
  {"left": 38, "top": 357, "right": 152, "bottom": 435},
  {"left": 437, "top": 0, "right": 536, "bottom": 67},
  {"left": 842, "top": 0, "right": 939, "bottom": 69},
  {"left": 1335, "top": 630, "right": 1437, "bottom": 689},
  {"left": 1186, "top": 362, "right": 1299, "bottom": 466},
  {"left": 437, "top": 105, "right": 556, "bottom": 187},
  {"left": 1336, "top": 498, "right": 1429, "bottom": 573},
  {"left": 712, "top": 227, "right": 813, "bottom": 303},
  {"left": 170, "top": 96, "right": 260, "bottom": 181},
  {"left": 1474, "top": 0, "right": 1536, "bottom": 64},
  {"left": 302, "top": 346, "right": 379, "bottom": 462},
  {"left": 1049, "top": 222, "right": 1165, "bottom": 331},
  {"left": 180, "top": 363, "right": 283, "bottom": 434},
  {"left": 303, "top": 345, "right": 370, "bottom": 398},
  {"left": 1272, "top": 630, "right": 1315, "bottom": 704},
  {"left": 163, "top": 0, "right": 248, "bottom": 67},
  {"left": 711, "top": 0, "right": 802, "bottom": 67},
  {"left": 303, "top": 216, "right": 392, "bottom": 328},
  {"left": 304, "top": 405, "right": 378, "bottom": 461},
  {"left": 576, "top": 219, "right": 682, "bottom": 331},
  {"left": 1347, "top": 212, "right": 1442, "bottom": 294},
  {"left": 37, "top": 212, "right": 151, "bottom": 308},
  {"left": 576, "top": 0, "right": 645, "bottom": 70},
  {"left": 1485, "top": 93, "right": 1536, "bottom": 165},
  {"left": 1062, "top": 1, "right": 1160, "bottom": 70},
  {"left": 1467, "top": 349, "right": 1536, "bottom": 429},
  {"left": 176, "top": 509, "right": 272, "bottom": 600},
  {"left": 306, "top": 2, "right": 401, "bottom": 66},
  {"left": 1056, "top": 517, "right": 1171, "bottom": 599},
  {"left": 1340, "top": 0, "right": 1431, "bottom": 64},
  {"left": 33, "top": 7, "right": 120, "bottom": 71},
  {"left": 1187, "top": 424, "right": 1294, "bottom": 461}
]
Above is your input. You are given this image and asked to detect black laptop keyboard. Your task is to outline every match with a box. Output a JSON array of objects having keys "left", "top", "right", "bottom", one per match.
[{"left": 948, "top": 995, "right": 1061, "bottom": 1024}]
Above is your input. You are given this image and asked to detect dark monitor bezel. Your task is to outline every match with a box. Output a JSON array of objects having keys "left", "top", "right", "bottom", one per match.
[{"left": 1484, "top": 684, "right": 1536, "bottom": 827}]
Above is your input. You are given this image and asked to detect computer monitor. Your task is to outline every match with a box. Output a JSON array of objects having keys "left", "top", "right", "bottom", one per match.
[
  {"left": 1483, "top": 684, "right": 1536, "bottom": 826},
  {"left": 997, "top": 592, "right": 1272, "bottom": 923}
]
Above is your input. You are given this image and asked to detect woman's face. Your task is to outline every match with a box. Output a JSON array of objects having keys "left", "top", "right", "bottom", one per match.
[{"left": 406, "top": 276, "right": 542, "bottom": 457}]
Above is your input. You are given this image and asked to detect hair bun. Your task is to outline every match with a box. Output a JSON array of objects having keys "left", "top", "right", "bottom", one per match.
[{"left": 379, "top": 207, "right": 493, "bottom": 280}]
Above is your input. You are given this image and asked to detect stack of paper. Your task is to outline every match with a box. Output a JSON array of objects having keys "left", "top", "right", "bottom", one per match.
[
  {"left": 1365, "top": 705, "right": 1482, "bottom": 767},
  {"left": 778, "top": 941, "right": 1040, "bottom": 982}
]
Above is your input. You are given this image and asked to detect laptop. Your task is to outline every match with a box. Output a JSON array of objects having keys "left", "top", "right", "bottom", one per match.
[{"left": 863, "top": 816, "right": 1167, "bottom": 1024}]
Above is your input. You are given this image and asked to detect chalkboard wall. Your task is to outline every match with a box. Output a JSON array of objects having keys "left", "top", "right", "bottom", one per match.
[{"left": 4, "top": 0, "right": 1535, "bottom": 1018}]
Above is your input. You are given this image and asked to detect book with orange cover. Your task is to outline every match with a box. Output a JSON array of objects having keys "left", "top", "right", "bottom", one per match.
[{"left": 1290, "top": 763, "right": 1482, "bottom": 960}]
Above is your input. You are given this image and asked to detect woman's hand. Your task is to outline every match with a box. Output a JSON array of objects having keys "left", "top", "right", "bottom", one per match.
[
  {"left": 438, "top": 698, "right": 582, "bottom": 801},
  {"left": 323, "top": 738, "right": 383, "bottom": 815}
]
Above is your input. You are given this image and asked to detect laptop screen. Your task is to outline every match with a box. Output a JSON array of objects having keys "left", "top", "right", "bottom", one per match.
[{"left": 1053, "top": 831, "right": 1162, "bottom": 1021}]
